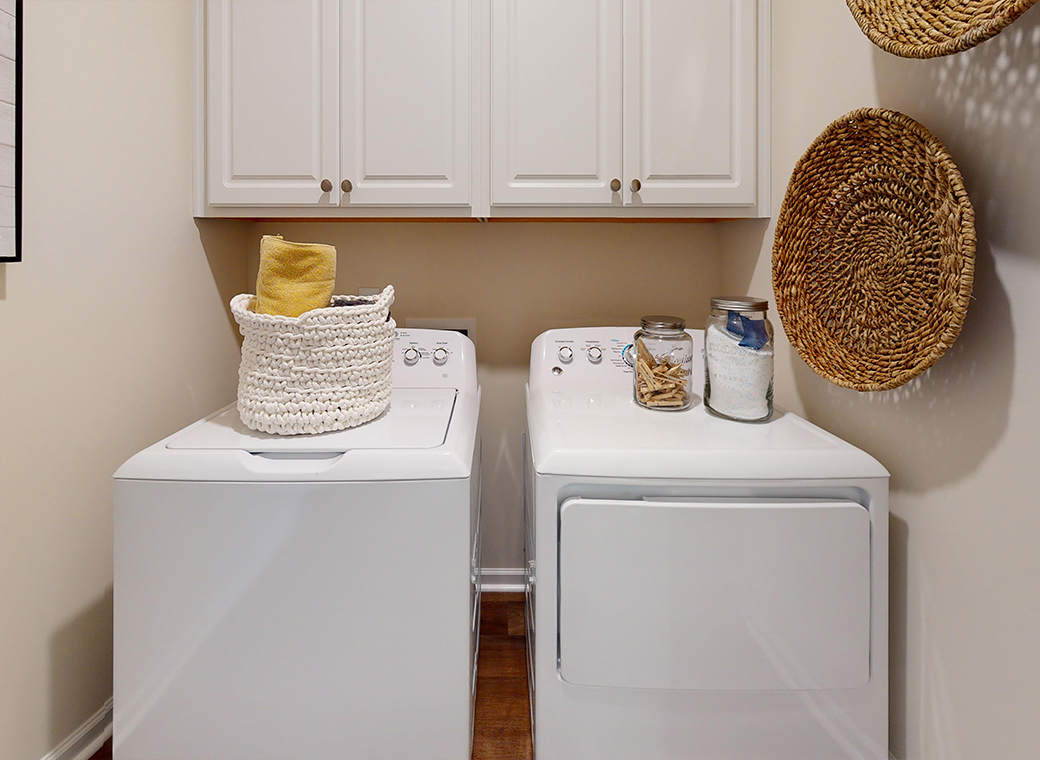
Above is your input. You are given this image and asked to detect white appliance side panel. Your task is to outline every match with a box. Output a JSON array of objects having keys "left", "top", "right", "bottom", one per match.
[
  {"left": 558, "top": 498, "right": 871, "bottom": 691},
  {"left": 114, "top": 479, "right": 472, "bottom": 760}
]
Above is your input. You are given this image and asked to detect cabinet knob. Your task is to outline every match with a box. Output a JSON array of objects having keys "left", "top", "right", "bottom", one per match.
[
  {"left": 610, "top": 178, "right": 621, "bottom": 192},
  {"left": 342, "top": 179, "right": 353, "bottom": 193},
  {"left": 630, "top": 179, "right": 641, "bottom": 193},
  {"left": 320, "top": 179, "right": 333, "bottom": 193}
]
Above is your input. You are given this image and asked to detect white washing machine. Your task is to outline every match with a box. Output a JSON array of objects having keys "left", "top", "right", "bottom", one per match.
[
  {"left": 525, "top": 327, "right": 888, "bottom": 760},
  {"left": 114, "top": 328, "right": 481, "bottom": 760}
]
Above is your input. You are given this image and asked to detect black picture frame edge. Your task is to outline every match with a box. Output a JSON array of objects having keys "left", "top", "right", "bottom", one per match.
[
  {"left": 12, "top": 0, "right": 21, "bottom": 263},
  {"left": 2, "top": 0, "right": 21, "bottom": 263}
]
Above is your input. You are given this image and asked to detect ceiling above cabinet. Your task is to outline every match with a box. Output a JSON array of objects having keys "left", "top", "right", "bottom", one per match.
[{"left": 194, "top": 0, "right": 770, "bottom": 220}]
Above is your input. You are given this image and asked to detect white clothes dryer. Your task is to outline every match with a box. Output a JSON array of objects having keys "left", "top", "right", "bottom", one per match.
[
  {"left": 525, "top": 327, "right": 888, "bottom": 760},
  {"left": 114, "top": 328, "right": 481, "bottom": 760}
]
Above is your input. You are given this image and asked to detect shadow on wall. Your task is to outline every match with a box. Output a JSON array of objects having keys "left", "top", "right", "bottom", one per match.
[
  {"left": 789, "top": 11, "right": 1040, "bottom": 494},
  {"left": 889, "top": 514, "right": 910, "bottom": 760},
  {"left": 792, "top": 241, "right": 1011, "bottom": 494},
  {"left": 476, "top": 366, "right": 529, "bottom": 571},
  {"left": 246, "top": 220, "right": 724, "bottom": 367},
  {"left": 50, "top": 586, "right": 113, "bottom": 746},
  {"left": 195, "top": 218, "right": 253, "bottom": 342},
  {"left": 718, "top": 218, "right": 771, "bottom": 295},
  {"left": 870, "top": 20, "right": 1039, "bottom": 758},
  {"left": 872, "top": 12, "right": 1040, "bottom": 261}
]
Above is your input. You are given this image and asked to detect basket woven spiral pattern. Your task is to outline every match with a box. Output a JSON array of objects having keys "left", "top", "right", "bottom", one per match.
[
  {"left": 232, "top": 285, "right": 396, "bottom": 435},
  {"left": 845, "top": 0, "right": 1038, "bottom": 58},
  {"left": 772, "top": 108, "right": 975, "bottom": 392}
]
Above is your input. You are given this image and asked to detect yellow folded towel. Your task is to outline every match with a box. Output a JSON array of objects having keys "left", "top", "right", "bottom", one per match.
[{"left": 254, "top": 235, "right": 337, "bottom": 317}]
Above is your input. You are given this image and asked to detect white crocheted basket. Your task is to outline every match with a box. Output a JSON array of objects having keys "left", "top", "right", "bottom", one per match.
[{"left": 231, "top": 285, "right": 396, "bottom": 435}]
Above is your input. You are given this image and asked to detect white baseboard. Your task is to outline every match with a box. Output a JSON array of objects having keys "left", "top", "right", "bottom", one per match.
[
  {"left": 480, "top": 567, "right": 526, "bottom": 593},
  {"left": 42, "top": 698, "right": 112, "bottom": 760}
]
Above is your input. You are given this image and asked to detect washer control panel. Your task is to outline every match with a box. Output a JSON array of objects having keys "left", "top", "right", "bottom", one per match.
[
  {"left": 531, "top": 327, "right": 705, "bottom": 394},
  {"left": 394, "top": 328, "right": 476, "bottom": 389}
]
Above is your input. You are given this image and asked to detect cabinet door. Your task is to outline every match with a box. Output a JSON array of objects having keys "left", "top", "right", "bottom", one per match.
[
  {"left": 622, "top": 0, "right": 758, "bottom": 206},
  {"left": 207, "top": 0, "right": 340, "bottom": 206},
  {"left": 492, "top": 0, "right": 622, "bottom": 206},
  {"left": 340, "top": 0, "right": 476, "bottom": 206}
]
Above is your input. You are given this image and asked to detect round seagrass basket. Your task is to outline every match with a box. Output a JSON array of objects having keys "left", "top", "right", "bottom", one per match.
[
  {"left": 231, "top": 285, "right": 396, "bottom": 435},
  {"left": 845, "top": 0, "right": 1038, "bottom": 59},
  {"left": 772, "top": 108, "right": 975, "bottom": 392}
]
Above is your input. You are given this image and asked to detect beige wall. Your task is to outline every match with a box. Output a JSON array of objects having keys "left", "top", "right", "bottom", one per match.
[
  {"left": 0, "top": 3, "right": 246, "bottom": 759},
  {"left": 5, "top": 1, "right": 1040, "bottom": 758},
  {"left": 721, "top": 2, "right": 1040, "bottom": 758}
]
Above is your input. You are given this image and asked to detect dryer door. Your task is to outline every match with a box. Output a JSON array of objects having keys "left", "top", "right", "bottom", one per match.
[{"left": 558, "top": 497, "right": 871, "bottom": 691}]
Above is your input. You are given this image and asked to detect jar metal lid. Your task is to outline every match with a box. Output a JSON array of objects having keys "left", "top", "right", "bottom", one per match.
[
  {"left": 640, "top": 314, "right": 686, "bottom": 330},
  {"left": 710, "top": 296, "right": 769, "bottom": 312}
]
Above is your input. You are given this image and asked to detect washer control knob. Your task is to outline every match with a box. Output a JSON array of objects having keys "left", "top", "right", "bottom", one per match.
[
  {"left": 432, "top": 347, "right": 449, "bottom": 366},
  {"left": 558, "top": 346, "right": 574, "bottom": 363},
  {"left": 403, "top": 347, "right": 420, "bottom": 366},
  {"left": 587, "top": 346, "right": 603, "bottom": 363},
  {"left": 622, "top": 343, "right": 635, "bottom": 367}
]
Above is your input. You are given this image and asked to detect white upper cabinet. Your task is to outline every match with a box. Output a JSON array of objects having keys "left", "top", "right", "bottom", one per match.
[
  {"left": 623, "top": 0, "right": 758, "bottom": 207},
  {"left": 202, "top": 0, "right": 482, "bottom": 214},
  {"left": 339, "top": 0, "right": 476, "bottom": 206},
  {"left": 491, "top": 0, "right": 623, "bottom": 206},
  {"left": 198, "top": 0, "right": 767, "bottom": 217},
  {"left": 206, "top": 0, "right": 340, "bottom": 206},
  {"left": 491, "top": 0, "right": 767, "bottom": 216}
]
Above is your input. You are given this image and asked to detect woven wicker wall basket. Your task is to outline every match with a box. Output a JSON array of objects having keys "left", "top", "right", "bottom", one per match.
[
  {"left": 772, "top": 108, "right": 975, "bottom": 392},
  {"left": 845, "top": 0, "right": 1038, "bottom": 58}
]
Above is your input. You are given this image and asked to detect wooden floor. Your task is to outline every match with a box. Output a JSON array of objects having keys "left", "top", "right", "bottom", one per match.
[
  {"left": 472, "top": 593, "right": 533, "bottom": 760},
  {"left": 90, "top": 592, "right": 531, "bottom": 760}
]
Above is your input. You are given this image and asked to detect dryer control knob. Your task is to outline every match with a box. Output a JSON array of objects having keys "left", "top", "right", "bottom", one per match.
[
  {"left": 403, "top": 347, "right": 420, "bottom": 366},
  {"left": 587, "top": 346, "right": 603, "bottom": 363},
  {"left": 558, "top": 346, "right": 574, "bottom": 363},
  {"left": 432, "top": 347, "right": 449, "bottom": 366}
]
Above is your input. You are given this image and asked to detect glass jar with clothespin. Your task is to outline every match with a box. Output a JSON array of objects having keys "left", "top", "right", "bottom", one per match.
[{"left": 632, "top": 315, "right": 693, "bottom": 411}]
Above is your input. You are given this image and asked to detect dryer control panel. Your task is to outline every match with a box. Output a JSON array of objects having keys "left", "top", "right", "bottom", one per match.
[{"left": 530, "top": 327, "right": 706, "bottom": 394}]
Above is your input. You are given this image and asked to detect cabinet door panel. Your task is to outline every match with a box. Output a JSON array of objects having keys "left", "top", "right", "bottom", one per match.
[
  {"left": 341, "top": 0, "right": 473, "bottom": 206},
  {"left": 207, "top": 0, "right": 339, "bottom": 206},
  {"left": 623, "top": 0, "right": 757, "bottom": 206},
  {"left": 492, "top": 0, "right": 622, "bottom": 205}
]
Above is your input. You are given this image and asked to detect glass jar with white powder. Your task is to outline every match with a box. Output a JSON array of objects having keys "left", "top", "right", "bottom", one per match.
[{"left": 704, "top": 297, "right": 773, "bottom": 422}]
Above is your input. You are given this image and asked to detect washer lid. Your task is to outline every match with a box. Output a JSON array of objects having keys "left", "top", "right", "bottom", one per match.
[{"left": 168, "top": 388, "right": 457, "bottom": 453}]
